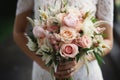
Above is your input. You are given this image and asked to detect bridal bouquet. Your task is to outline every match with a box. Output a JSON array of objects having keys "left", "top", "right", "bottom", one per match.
[{"left": 26, "top": 0, "right": 110, "bottom": 80}]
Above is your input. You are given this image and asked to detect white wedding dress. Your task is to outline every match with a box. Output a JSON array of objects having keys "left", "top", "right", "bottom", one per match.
[{"left": 16, "top": 0, "right": 113, "bottom": 80}]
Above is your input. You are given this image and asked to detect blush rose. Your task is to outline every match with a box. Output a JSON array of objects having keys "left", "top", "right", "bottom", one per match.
[
  {"left": 63, "top": 13, "right": 79, "bottom": 28},
  {"left": 60, "top": 44, "right": 78, "bottom": 58},
  {"left": 73, "top": 35, "right": 92, "bottom": 48},
  {"left": 33, "top": 26, "right": 46, "bottom": 38}
]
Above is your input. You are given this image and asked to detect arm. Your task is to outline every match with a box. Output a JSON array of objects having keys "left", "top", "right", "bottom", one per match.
[
  {"left": 87, "top": 0, "right": 114, "bottom": 61},
  {"left": 96, "top": 0, "right": 114, "bottom": 55},
  {"left": 13, "top": 3, "right": 50, "bottom": 72}
]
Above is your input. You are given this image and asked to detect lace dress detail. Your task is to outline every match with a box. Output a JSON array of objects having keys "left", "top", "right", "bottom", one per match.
[
  {"left": 16, "top": 0, "right": 114, "bottom": 80},
  {"left": 16, "top": 0, "right": 34, "bottom": 15},
  {"left": 96, "top": 0, "right": 114, "bottom": 26}
]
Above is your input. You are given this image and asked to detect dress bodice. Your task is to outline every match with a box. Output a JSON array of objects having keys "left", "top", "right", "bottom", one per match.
[{"left": 34, "top": 0, "right": 98, "bottom": 18}]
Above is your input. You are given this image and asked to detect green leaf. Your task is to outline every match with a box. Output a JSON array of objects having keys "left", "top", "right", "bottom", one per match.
[
  {"left": 91, "top": 17, "right": 98, "bottom": 23},
  {"left": 27, "top": 33, "right": 37, "bottom": 43},
  {"left": 85, "top": 62, "right": 89, "bottom": 76},
  {"left": 82, "top": 48, "right": 91, "bottom": 52},
  {"left": 62, "top": 0, "right": 68, "bottom": 7},
  {"left": 45, "top": 59, "right": 53, "bottom": 67},
  {"left": 52, "top": 21, "right": 60, "bottom": 26},
  {"left": 76, "top": 54, "right": 81, "bottom": 62},
  {"left": 62, "top": 77, "right": 73, "bottom": 80},
  {"left": 97, "top": 47, "right": 104, "bottom": 55},
  {"left": 93, "top": 51, "right": 105, "bottom": 66},
  {"left": 67, "top": 77, "right": 73, "bottom": 80},
  {"left": 42, "top": 50, "right": 51, "bottom": 55},
  {"left": 101, "top": 33, "right": 107, "bottom": 38}
]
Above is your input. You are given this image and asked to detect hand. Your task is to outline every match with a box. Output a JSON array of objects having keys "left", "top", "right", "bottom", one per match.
[{"left": 54, "top": 60, "right": 83, "bottom": 79}]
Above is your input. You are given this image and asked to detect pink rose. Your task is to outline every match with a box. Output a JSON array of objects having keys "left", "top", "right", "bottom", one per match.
[
  {"left": 63, "top": 13, "right": 79, "bottom": 28},
  {"left": 49, "top": 35, "right": 57, "bottom": 45},
  {"left": 33, "top": 26, "right": 49, "bottom": 38},
  {"left": 95, "top": 27, "right": 106, "bottom": 34},
  {"left": 47, "top": 25, "right": 59, "bottom": 32},
  {"left": 73, "top": 35, "right": 92, "bottom": 48},
  {"left": 47, "top": 17, "right": 60, "bottom": 32},
  {"left": 53, "top": 33, "right": 61, "bottom": 41},
  {"left": 54, "top": 45, "right": 60, "bottom": 50},
  {"left": 60, "top": 44, "right": 78, "bottom": 58}
]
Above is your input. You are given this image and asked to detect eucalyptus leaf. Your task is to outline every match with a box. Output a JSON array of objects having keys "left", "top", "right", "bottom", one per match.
[
  {"left": 27, "top": 33, "right": 37, "bottom": 43},
  {"left": 85, "top": 61, "right": 89, "bottom": 76},
  {"left": 26, "top": 17, "right": 35, "bottom": 27},
  {"left": 62, "top": 0, "right": 68, "bottom": 7},
  {"left": 42, "top": 50, "right": 51, "bottom": 55},
  {"left": 26, "top": 35, "right": 37, "bottom": 51},
  {"left": 45, "top": 59, "right": 53, "bottom": 67}
]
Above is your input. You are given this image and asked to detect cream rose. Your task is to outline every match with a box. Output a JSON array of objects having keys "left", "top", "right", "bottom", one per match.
[
  {"left": 60, "top": 27, "right": 77, "bottom": 43},
  {"left": 56, "top": 13, "right": 66, "bottom": 23},
  {"left": 60, "top": 44, "right": 78, "bottom": 58}
]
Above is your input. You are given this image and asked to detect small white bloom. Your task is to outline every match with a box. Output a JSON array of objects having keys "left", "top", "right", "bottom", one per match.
[
  {"left": 26, "top": 36, "right": 37, "bottom": 51},
  {"left": 93, "top": 35, "right": 104, "bottom": 43},
  {"left": 34, "top": 20, "right": 41, "bottom": 26},
  {"left": 82, "top": 17, "right": 95, "bottom": 37}
]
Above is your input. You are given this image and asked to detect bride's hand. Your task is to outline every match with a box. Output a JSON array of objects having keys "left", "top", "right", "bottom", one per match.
[{"left": 54, "top": 60, "right": 83, "bottom": 79}]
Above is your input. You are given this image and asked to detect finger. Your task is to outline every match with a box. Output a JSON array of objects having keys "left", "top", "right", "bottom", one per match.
[
  {"left": 54, "top": 68, "right": 75, "bottom": 79},
  {"left": 59, "top": 60, "right": 76, "bottom": 66},
  {"left": 57, "top": 61, "right": 76, "bottom": 71},
  {"left": 62, "top": 71, "right": 75, "bottom": 79},
  {"left": 57, "top": 64, "right": 75, "bottom": 71},
  {"left": 54, "top": 67, "right": 76, "bottom": 78}
]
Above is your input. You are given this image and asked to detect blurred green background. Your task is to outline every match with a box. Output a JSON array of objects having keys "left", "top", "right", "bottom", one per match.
[
  {"left": 0, "top": 0, "right": 120, "bottom": 80},
  {"left": 0, "top": 0, "right": 17, "bottom": 42}
]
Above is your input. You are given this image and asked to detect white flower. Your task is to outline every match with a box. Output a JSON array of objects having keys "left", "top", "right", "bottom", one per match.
[
  {"left": 40, "top": 52, "right": 52, "bottom": 65},
  {"left": 93, "top": 35, "right": 110, "bottom": 49},
  {"left": 26, "top": 36, "right": 37, "bottom": 51},
  {"left": 93, "top": 35, "right": 104, "bottom": 43},
  {"left": 82, "top": 17, "right": 95, "bottom": 37},
  {"left": 34, "top": 20, "right": 41, "bottom": 26},
  {"left": 56, "top": 13, "right": 65, "bottom": 23},
  {"left": 36, "top": 38, "right": 53, "bottom": 55}
]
